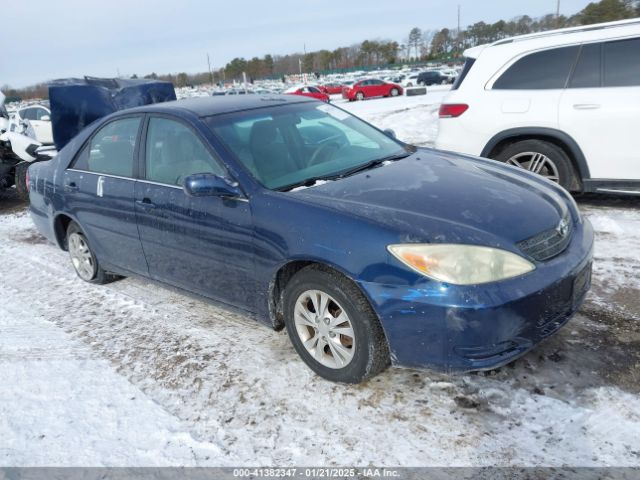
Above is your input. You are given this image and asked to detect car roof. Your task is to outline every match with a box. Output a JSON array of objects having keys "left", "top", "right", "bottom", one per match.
[
  {"left": 464, "top": 18, "right": 640, "bottom": 59},
  {"left": 125, "top": 94, "right": 316, "bottom": 118}
]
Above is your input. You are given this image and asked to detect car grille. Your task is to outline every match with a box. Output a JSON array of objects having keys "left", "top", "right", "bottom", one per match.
[{"left": 517, "top": 212, "right": 573, "bottom": 262}]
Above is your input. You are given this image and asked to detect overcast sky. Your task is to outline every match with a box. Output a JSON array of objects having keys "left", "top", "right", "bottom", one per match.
[{"left": 2, "top": 0, "right": 594, "bottom": 88}]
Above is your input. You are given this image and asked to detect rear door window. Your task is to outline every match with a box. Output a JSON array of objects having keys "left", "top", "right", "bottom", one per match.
[
  {"left": 72, "top": 117, "right": 141, "bottom": 177},
  {"left": 569, "top": 43, "right": 602, "bottom": 88},
  {"left": 603, "top": 37, "right": 640, "bottom": 87},
  {"left": 493, "top": 46, "right": 580, "bottom": 90}
]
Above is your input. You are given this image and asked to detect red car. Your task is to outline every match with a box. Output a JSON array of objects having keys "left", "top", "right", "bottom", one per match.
[
  {"left": 342, "top": 79, "right": 403, "bottom": 101},
  {"left": 319, "top": 83, "right": 344, "bottom": 95},
  {"left": 285, "top": 85, "right": 330, "bottom": 102}
]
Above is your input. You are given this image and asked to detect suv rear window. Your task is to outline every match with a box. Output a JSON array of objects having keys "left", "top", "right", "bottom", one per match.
[
  {"left": 493, "top": 46, "right": 579, "bottom": 90},
  {"left": 452, "top": 58, "right": 475, "bottom": 90},
  {"left": 603, "top": 37, "right": 640, "bottom": 87}
]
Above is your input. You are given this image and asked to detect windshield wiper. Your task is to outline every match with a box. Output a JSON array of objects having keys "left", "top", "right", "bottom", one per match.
[
  {"left": 336, "top": 152, "right": 412, "bottom": 179},
  {"left": 277, "top": 174, "right": 342, "bottom": 192},
  {"left": 277, "top": 152, "right": 413, "bottom": 192}
]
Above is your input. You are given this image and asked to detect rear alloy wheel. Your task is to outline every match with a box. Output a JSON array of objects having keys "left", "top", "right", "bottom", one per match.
[
  {"left": 355, "top": 91, "right": 365, "bottom": 101},
  {"left": 283, "top": 265, "right": 389, "bottom": 383},
  {"left": 66, "top": 222, "right": 120, "bottom": 284},
  {"left": 14, "top": 162, "right": 30, "bottom": 202},
  {"left": 494, "top": 139, "right": 576, "bottom": 191},
  {"left": 390, "top": 88, "right": 399, "bottom": 97}
]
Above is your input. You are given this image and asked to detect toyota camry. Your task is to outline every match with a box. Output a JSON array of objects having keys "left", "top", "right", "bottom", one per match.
[{"left": 28, "top": 95, "right": 593, "bottom": 383}]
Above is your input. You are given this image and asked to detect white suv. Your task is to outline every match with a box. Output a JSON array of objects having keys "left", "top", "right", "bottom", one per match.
[{"left": 435, "top": 19, "right": 640, "bottom": 195}]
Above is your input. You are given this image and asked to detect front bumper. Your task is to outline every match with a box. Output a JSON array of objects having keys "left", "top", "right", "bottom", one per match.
[{"left": 357, "top": 219, "right": 594, "bottom": 372}]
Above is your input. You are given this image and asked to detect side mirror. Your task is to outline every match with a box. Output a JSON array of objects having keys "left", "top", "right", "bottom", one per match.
[
  {"left": 383, "top": 128, "right": 397, "bottom": 139},
  {"left": 40, "top": 115, "right": 51, "bottom": 122},
  {"left": 183, "top": 173, "right": 243, "bottom": 198}
]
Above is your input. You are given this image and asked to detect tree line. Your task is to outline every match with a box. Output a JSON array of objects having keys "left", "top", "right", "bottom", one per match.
[{"left": 3, "top": 0, "right": 639, "bottom": 100}]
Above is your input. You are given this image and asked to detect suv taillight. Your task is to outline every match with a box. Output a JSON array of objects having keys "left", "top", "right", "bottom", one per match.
[
  {"left": 25, "top": 168, "right": 30, "bottom": 191},
  {"left": 439, "top": 104, "right": 469, "bottom": 118}
]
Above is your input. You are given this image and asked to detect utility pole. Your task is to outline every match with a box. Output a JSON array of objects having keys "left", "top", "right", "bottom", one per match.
[
  {"left": 207, "top": 53, "right": 213, "bottom": 85},
  {"left": 457, "top": 4, "right": 461, "bottom": 56},
  {"left": 556, "top": 0, "right": 561, "bottom": 26}
]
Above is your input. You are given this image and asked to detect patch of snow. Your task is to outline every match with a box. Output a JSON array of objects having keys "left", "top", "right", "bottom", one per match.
[
  {"left": 289, "top": 179, "right": 330, "bottom": 192},
  {"left": 0, "top": 207, "right": 639, "bottom": 466}
]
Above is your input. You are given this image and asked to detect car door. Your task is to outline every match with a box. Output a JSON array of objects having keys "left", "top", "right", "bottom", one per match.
[
  {"left": 32, "top": 107, "right": 54, "bottom": 144},
  {"left": 559, "top": 38, "right": 640, "bottom": 180},
  {"left": 487, "top": 46, "right": 580, "bottom": 143},
  {"left": 369, "top": 80, "right": 384, "bottom": 96},
  {"left": 64, "top": 115, "right": 148, "bottom": 275},
  {"left": 307, "top": 86, "right": 323, "bottom": 100},
  {"left": 358, "top": 80, "right": 370, "bottom": 96},
  {"left": 135, "top": 115, "right": 256, "bottom": 308}
]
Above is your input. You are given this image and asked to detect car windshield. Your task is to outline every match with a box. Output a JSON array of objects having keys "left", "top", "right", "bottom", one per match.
[{"left": 206, "top": 102, "right": 410, "bottom": 191}]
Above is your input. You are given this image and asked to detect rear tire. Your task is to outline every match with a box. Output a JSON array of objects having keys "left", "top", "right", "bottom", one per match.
[
  {"left": 66, "top": 222, "right": 121, "bottom": 284},
  {"left": 14, "top": 162, "right": 29, "bottom": 202},
  {"left": 493, "top": 139, "right": 576, "bottom": 191},
  {"left": 283, "top": 265, "right": 390, "bottom": 383}
]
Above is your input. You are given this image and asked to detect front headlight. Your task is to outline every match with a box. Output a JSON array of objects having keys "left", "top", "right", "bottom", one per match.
[{"left": 387, "top": 244, "right": 535, "bottom": 285}]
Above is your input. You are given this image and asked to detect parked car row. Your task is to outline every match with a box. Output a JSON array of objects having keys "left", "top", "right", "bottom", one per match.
[{"left": 401, "top": 70, "right": 453, "bottom": 87}]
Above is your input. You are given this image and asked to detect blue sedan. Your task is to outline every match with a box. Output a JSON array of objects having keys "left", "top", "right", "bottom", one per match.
[{"left": 28, "top": 95, "right": 593, "bottom": 383}]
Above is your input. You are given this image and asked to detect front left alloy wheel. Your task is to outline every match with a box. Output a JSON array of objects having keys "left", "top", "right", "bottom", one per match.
[{"left": 283, "top": 265, "right": 389, "bottom": 383}]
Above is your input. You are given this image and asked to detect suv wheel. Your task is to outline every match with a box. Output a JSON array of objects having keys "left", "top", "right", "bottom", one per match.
[{"left": 494, "top": 139, "right": 576, "bottom": 190}]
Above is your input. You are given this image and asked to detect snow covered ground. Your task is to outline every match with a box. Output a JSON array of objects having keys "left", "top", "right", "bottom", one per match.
[
  {"left": 1, "top": 92, "right": 639, "bottom": 468},
  {"left": 335, "top": 86, "right": 450, "bottom": 146}
]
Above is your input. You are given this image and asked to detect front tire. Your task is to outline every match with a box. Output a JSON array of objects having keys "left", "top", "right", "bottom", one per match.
[
  {"left": 283, "top": 265, "right": 389, "bottom": 383},
  {"left": 493, "top": 139, "right": 576, "bottom": 191},
  {"left": 390, "top": 88, "right": 399, "bottom": 97},
  {"left": 355, "top": 91, "right": 365, "bottom": 101},
  {"left": 66, "top": 222, "right": 120, "bottom": 284}
]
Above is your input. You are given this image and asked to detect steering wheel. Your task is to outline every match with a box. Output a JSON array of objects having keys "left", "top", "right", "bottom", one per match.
[{"left": 308, "top": 141, "right": 341, "bottom": 167}]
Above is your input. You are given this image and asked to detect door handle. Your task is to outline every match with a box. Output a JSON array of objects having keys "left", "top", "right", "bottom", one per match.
[
  {"left": 64, "top": 181, "right": 79, "bottom": 192},
  {"left": 573, "top": 104, "right": 601, "bottom": 110},
  {"left": 136, "top": 198, "right": 170, "bottom": 218},
  {"left": 136, "top": 198, "right": 156, "bottom": 209}
]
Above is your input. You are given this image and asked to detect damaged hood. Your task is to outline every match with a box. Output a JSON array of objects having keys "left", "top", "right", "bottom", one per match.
[
  {"left": 48, "top": 77, "right": 176, "bottom": 150},
  {"left": 290, "top": 149, "right": 570, "bottom": 248}
]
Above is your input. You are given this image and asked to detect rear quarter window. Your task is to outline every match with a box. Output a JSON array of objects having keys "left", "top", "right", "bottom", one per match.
[
  {"left": 493, "top": 46, "right": 580, "bottom": 90},
  {"left": 603, "top": 37, "right": 640, "bottom": 87},
  {"left": 452, "top": 58, "right": 475, "bottom": 90}
]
